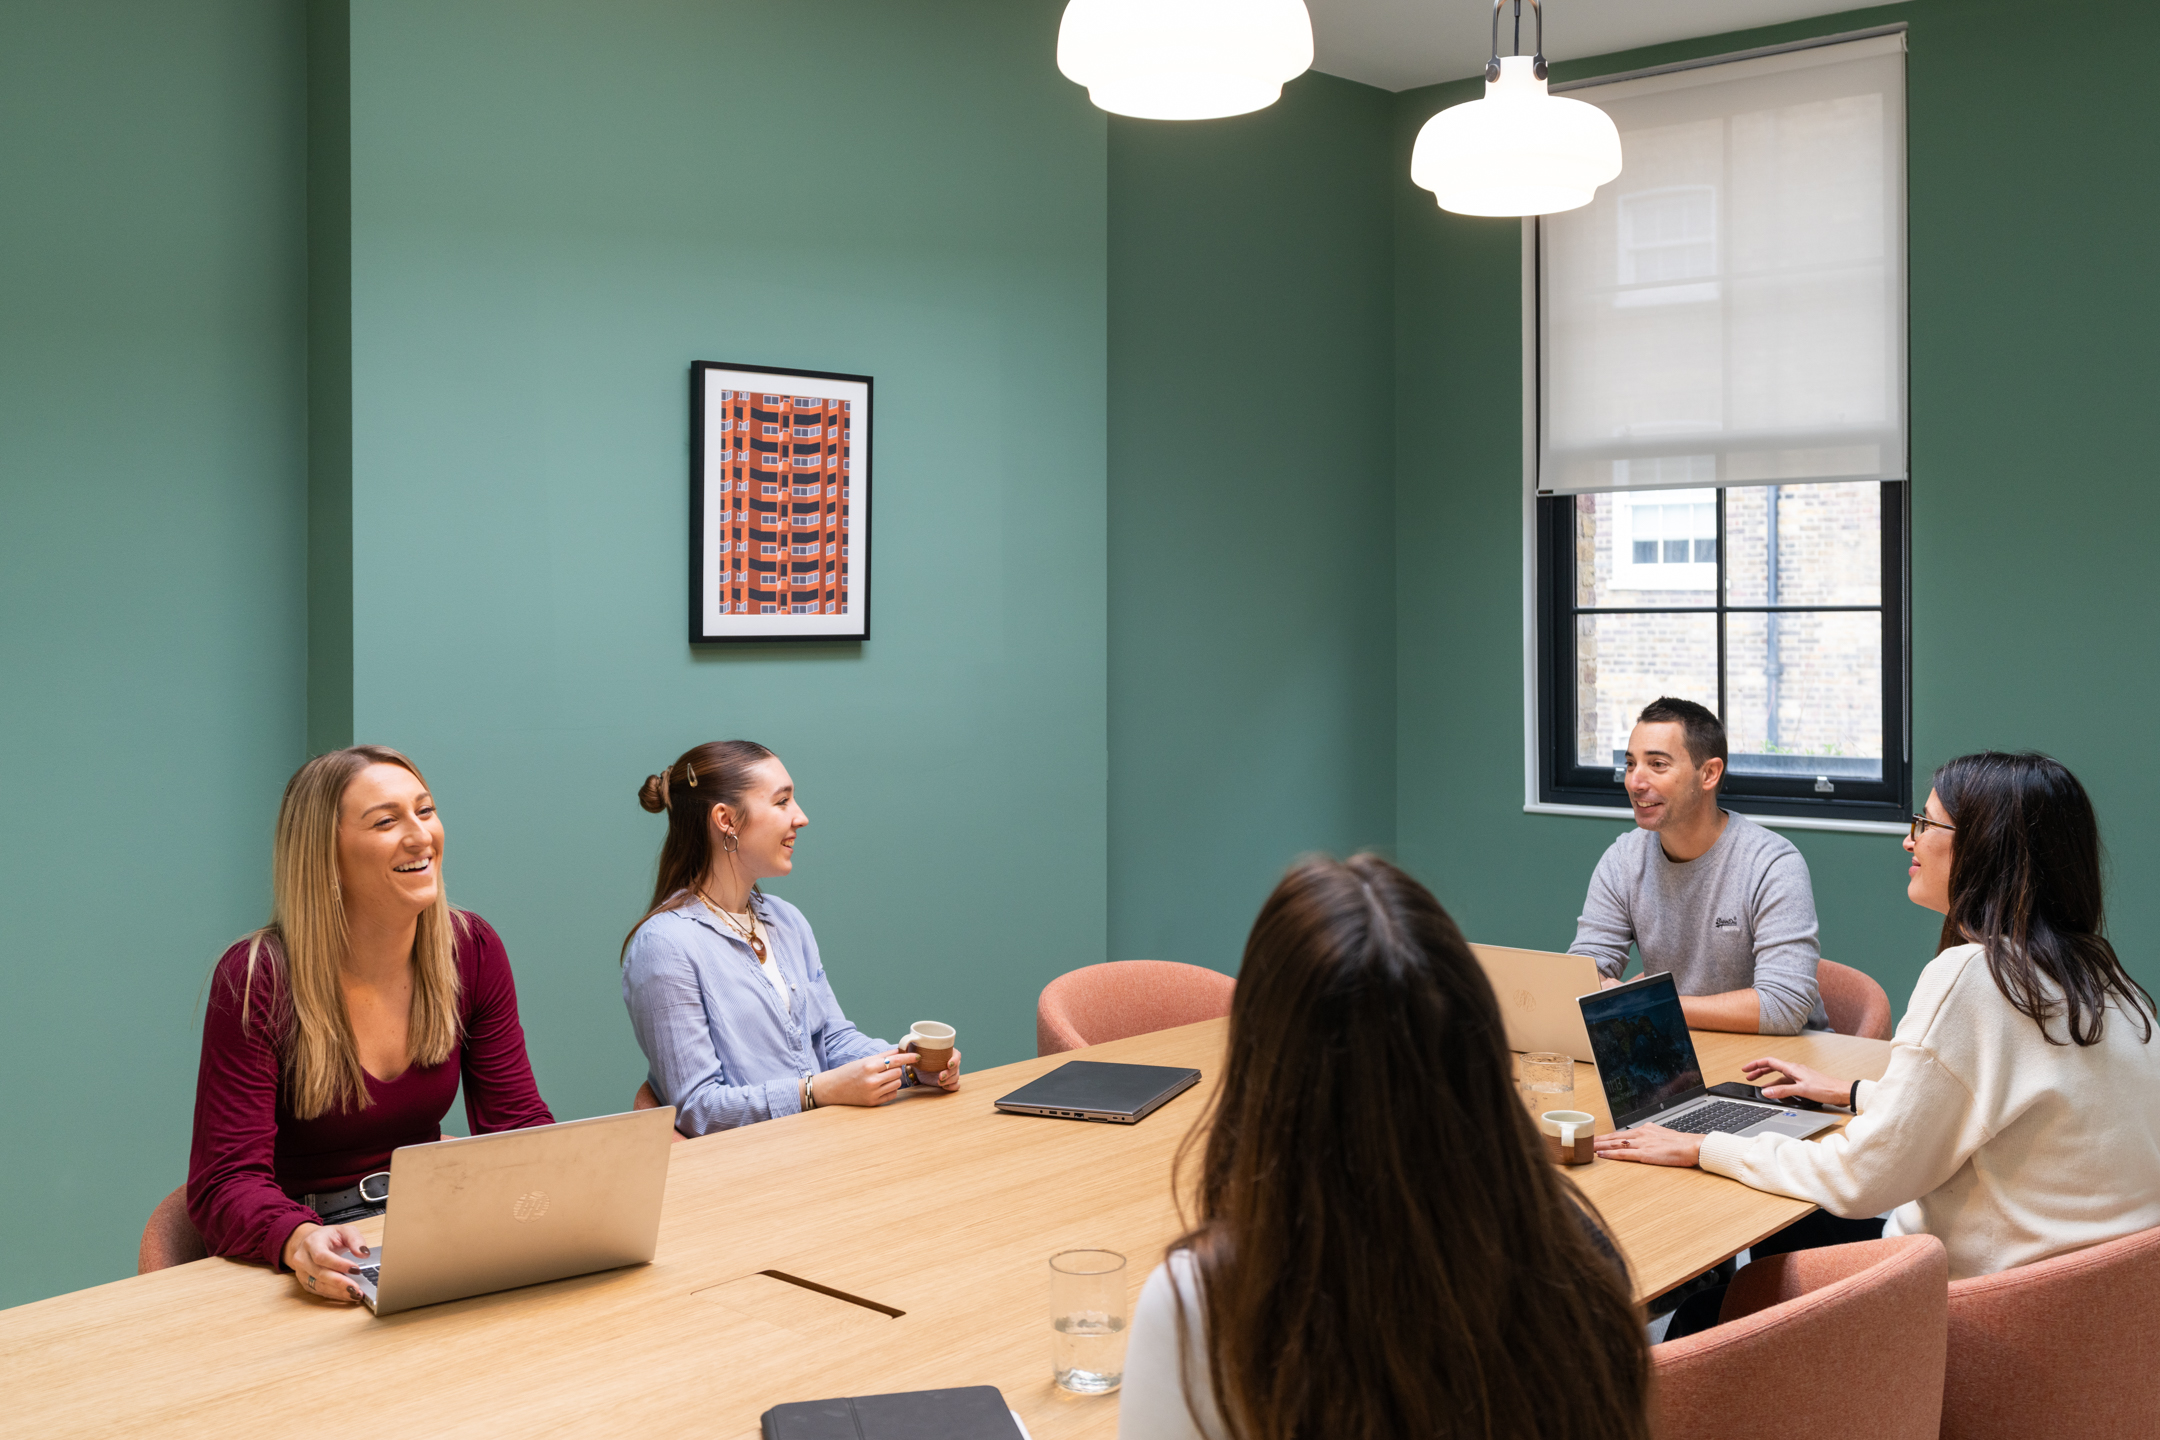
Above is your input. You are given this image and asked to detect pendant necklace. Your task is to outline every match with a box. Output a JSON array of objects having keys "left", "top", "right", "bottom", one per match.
[{"left": 698, "top": 886, "right": 768, "bottom": 965}]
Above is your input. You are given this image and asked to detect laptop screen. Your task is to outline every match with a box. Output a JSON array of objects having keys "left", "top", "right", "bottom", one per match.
[{"left": 1579, "top": 972, "right": 1706, "bottom": 1127}]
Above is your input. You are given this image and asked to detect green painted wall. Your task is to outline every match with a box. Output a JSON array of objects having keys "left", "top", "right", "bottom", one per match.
[
  {"left": 308, "top": 0, "right": 355, "bottom": 752},
  {"left": 332, "top": 0, "right": 1108, "bottom": 1131},
  {"left": 1107, "top": 73, "right": 1398, "bottom": 973},
  {"left": 0, "top": 2, "right": 308, "bottom": 1307},
  {"left": 1392, "top": 0, "right": 2160, "bottom": 1010}
]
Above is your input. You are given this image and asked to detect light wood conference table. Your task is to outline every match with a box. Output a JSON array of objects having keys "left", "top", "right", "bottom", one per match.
[{"left": 1, "top": 1019, "right": 1891, "bottom": 1438}]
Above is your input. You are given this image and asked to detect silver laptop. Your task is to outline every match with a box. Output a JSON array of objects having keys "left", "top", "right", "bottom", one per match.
[
  {"left": 336, "top": 1107, "right": 676, "bottom": 1316},
  {"left": 1578, "top": 973, "right": 1838, "bottom": 1140},
  {"left": 1473, "top": 944, "right": 1601, "bottom": 1062}
]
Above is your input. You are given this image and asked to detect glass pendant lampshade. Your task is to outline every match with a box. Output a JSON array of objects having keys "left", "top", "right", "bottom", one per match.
[
  {"left": 1410, "top": 0, "right": 1622, "bottom": 218},
  {"left": 1056, "top": 0, "right": 1314, "bottom": 121},
  {"left": 1411, "top": 55, "right": 1621, "bottom": 216}
]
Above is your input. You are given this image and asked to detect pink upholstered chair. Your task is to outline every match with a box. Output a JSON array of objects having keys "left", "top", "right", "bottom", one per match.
[
  {"left": 633, "top": 1081, "right": 687, "bottom": 1142},
  {"left": 1818, "top": 958, "right": 1894, "bottom": 1040},
  {"left": 1036, "top": 960, "right": 1236, "bottom": 1057},
  {"left": 1651, "top": 1234, "right": 1946, "bottom": 1440},
  {"left": 1938, "top": 1225, "right": 2160, "bottom": 1440},
  {"left": 139, "top": 1185, "right": 208, "bottom": 1274}
]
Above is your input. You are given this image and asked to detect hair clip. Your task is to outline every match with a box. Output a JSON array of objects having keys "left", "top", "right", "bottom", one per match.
[{"left": 684, "top": 762, "right": 698, "bottom": 788}]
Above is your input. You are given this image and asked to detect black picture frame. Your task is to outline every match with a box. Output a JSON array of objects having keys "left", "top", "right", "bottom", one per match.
[{"left": 689, "top": 361, "right": 871, "bottom": 644}]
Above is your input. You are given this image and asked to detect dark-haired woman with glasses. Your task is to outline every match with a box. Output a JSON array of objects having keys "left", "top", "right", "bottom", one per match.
[
  {"left": 1601, "top": 752, "right": 2160, "bottom": 1299},
  {"left": 1117, "top": 854, "right": 1649, "bottom": 1440}
]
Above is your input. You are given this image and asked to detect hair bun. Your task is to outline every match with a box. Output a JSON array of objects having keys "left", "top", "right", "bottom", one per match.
[{"left": 638, "top": 774, "right": 668, "bottom": 813}]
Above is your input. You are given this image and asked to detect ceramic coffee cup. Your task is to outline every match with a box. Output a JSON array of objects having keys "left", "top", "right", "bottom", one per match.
[
  {"left": 1540, "top": 1109, "right": 1596, "bottom": 1166},
  {"left": 905, "top": 1020, "right": 956, "bottom": 1076}
]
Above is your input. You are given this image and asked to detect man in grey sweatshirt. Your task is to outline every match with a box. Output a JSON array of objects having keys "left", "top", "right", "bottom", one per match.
[{"left": 1570, "top": 697, "right": 1827, "bottom": 1035}]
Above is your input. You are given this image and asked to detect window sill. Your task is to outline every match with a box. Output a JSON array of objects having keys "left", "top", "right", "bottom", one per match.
[{"left": 1522, "top": 801, "right": 1907, "bottom": 837}]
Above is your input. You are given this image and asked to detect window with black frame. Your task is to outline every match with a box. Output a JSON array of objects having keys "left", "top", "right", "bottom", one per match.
[
  {"left": 1531, "top": 32, "right": 1911, "bottom": 823},
  {"left": 1537, "top": 479, "right": 1907, "bottom": 818}
]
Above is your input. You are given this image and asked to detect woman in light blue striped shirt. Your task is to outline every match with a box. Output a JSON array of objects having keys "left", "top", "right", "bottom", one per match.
[{"left": 621, "top": 740, "right": 961, "bottom": 1134}]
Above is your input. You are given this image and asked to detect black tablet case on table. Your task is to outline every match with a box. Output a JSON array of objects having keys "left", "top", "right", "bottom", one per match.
[{"left": 761, "top": 1385, "right": 1022, "bottom": 1440}]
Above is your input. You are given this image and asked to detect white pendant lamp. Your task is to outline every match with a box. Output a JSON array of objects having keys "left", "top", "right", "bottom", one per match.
[
  {"left": 1410, "top": 0, "right": 1621, "bottom": 216},
  {"left": 1057, "top": 0, "right": 1314, "bottom": 121}
]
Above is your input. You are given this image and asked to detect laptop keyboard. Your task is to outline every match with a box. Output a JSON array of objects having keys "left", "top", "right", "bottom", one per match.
[
  {"left": 1662, "top": 1100, "right": 1779, "bottom": 1135},
  {"left": 356, "top": 1263, "right": 381, "bottom": 1286}
]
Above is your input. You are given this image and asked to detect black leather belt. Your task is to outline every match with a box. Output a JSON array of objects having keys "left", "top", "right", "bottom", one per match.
[{"left": 301, "top": 1171, "right": 389, "bottom": 1226}]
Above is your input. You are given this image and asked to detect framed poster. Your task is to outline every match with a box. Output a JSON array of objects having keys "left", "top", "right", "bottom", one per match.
[{"left": 690, "top": 361, "right": 870, "bottom": 642}]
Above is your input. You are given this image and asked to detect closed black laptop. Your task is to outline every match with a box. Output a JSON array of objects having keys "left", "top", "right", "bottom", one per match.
[
  {"left": 994, "top": 1060, "right": 1201, "bottom": 1124},
  {"left": 762, "top": 1385, "right": 1023, "bottom": 1440}
]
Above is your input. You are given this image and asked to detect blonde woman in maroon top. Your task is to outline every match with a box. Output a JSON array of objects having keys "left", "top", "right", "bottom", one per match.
[{"left": 186, "top": 746, "right": 553, "bottom": 1303}]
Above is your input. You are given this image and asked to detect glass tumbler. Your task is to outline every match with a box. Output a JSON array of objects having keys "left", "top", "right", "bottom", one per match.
[
  {"left": 1049, "top": 1249, "right": 1128, "bottom": 1394},
  {"left": 1521, "top": 1052, "right": 1576, "bottom": 1115}
]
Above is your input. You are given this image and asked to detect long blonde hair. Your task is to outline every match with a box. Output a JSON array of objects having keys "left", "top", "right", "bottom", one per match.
[{"left": 241, "top": 746, "right": 463, "bottom": 1119}]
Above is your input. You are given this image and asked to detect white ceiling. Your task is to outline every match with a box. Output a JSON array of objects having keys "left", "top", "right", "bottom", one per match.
[{"left": 1306, "top": 0, "right": 1904, "bottom": 92}]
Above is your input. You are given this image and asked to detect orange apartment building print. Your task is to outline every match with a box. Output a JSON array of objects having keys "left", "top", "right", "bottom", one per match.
[{"left": 709, "top": 390, "right": 854, "bottom": 615}]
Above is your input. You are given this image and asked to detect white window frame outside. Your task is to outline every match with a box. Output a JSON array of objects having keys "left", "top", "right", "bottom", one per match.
[{"left": 1609, "top": 484, "right": 1719, "bottom": 591}]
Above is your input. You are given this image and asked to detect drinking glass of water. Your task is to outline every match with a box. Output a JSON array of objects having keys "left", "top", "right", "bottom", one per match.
[
  {"left": 1521, "top": 1052, "right": 1575, "bottom": 1115},
  {"left": 1050, "top": 1249, "right": 1128, "bottom": 1394}
]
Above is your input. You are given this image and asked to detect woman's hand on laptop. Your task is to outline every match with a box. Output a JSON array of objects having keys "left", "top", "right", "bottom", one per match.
[
  {"left": 282, "top": 1222, "right": 370, "bottom": 1304},
  {"left": 1593, "top": 1124, "right": 1702, "bottom": 1167},
  {"left": 1740, "top": 1056, "right": 1847, "bottom": 1107}
]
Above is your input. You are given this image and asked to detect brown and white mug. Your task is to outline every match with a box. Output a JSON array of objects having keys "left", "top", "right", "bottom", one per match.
[{"left": 1540, "top": 1109, "right": 1596, "bottom": 1166}]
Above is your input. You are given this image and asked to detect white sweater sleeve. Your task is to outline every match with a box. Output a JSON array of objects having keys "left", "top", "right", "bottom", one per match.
[
  {"left": 1118, "top": 1258, "right": 1223, "bottom": 1440},
  {"left": 1698, "top": 1035, "right": 1992, "bottom": 1219}
]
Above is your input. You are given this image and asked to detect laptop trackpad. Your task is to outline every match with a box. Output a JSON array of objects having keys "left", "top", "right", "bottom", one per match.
[{"left": 1748, "top": 1111, "right": 1829, "bottom": 1138}]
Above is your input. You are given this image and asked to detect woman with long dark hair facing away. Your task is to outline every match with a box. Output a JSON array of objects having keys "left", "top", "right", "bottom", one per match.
[
  {"left": 1118, "top": 854, "right": 1649, "bottom": 1440},
  {"left": 1600, "top": 751, "right": 2160, "bottom": 1292},
  {"left": 621, "top": 741, "right": 959, "bottom": 1136},
  {"left": 187, "top": 747, "right": 554, "bottom": 1304}
]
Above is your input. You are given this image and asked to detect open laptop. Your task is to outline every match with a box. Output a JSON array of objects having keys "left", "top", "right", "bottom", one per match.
[
  {"left": 1578, "top": 973, "right": 1838, "bottom": 1140},
  {"left": 1472, "top": 944, "right": 1601, "bottom": 1062},
  {"left": 994, "top": 1061, "right": 1200, "bottom": 1125},
  {"left": 336, "top": 1106, "right": 676, "bottom": 1316}
]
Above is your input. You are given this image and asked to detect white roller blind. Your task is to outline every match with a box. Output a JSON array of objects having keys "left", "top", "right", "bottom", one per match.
[{"left": 1538, "top": 34, "right": 1906, "bottom": 495}]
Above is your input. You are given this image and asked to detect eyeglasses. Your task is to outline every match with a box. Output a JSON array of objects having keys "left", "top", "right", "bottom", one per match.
[{"left": 1908, "top": 813, "right": 1956, "bottom": 842}]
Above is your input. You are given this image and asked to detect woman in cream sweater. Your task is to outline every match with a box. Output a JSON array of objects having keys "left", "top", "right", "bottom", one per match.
[{"left": 1599, "top": 751, "right": 2160, "bottom": 1298}]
